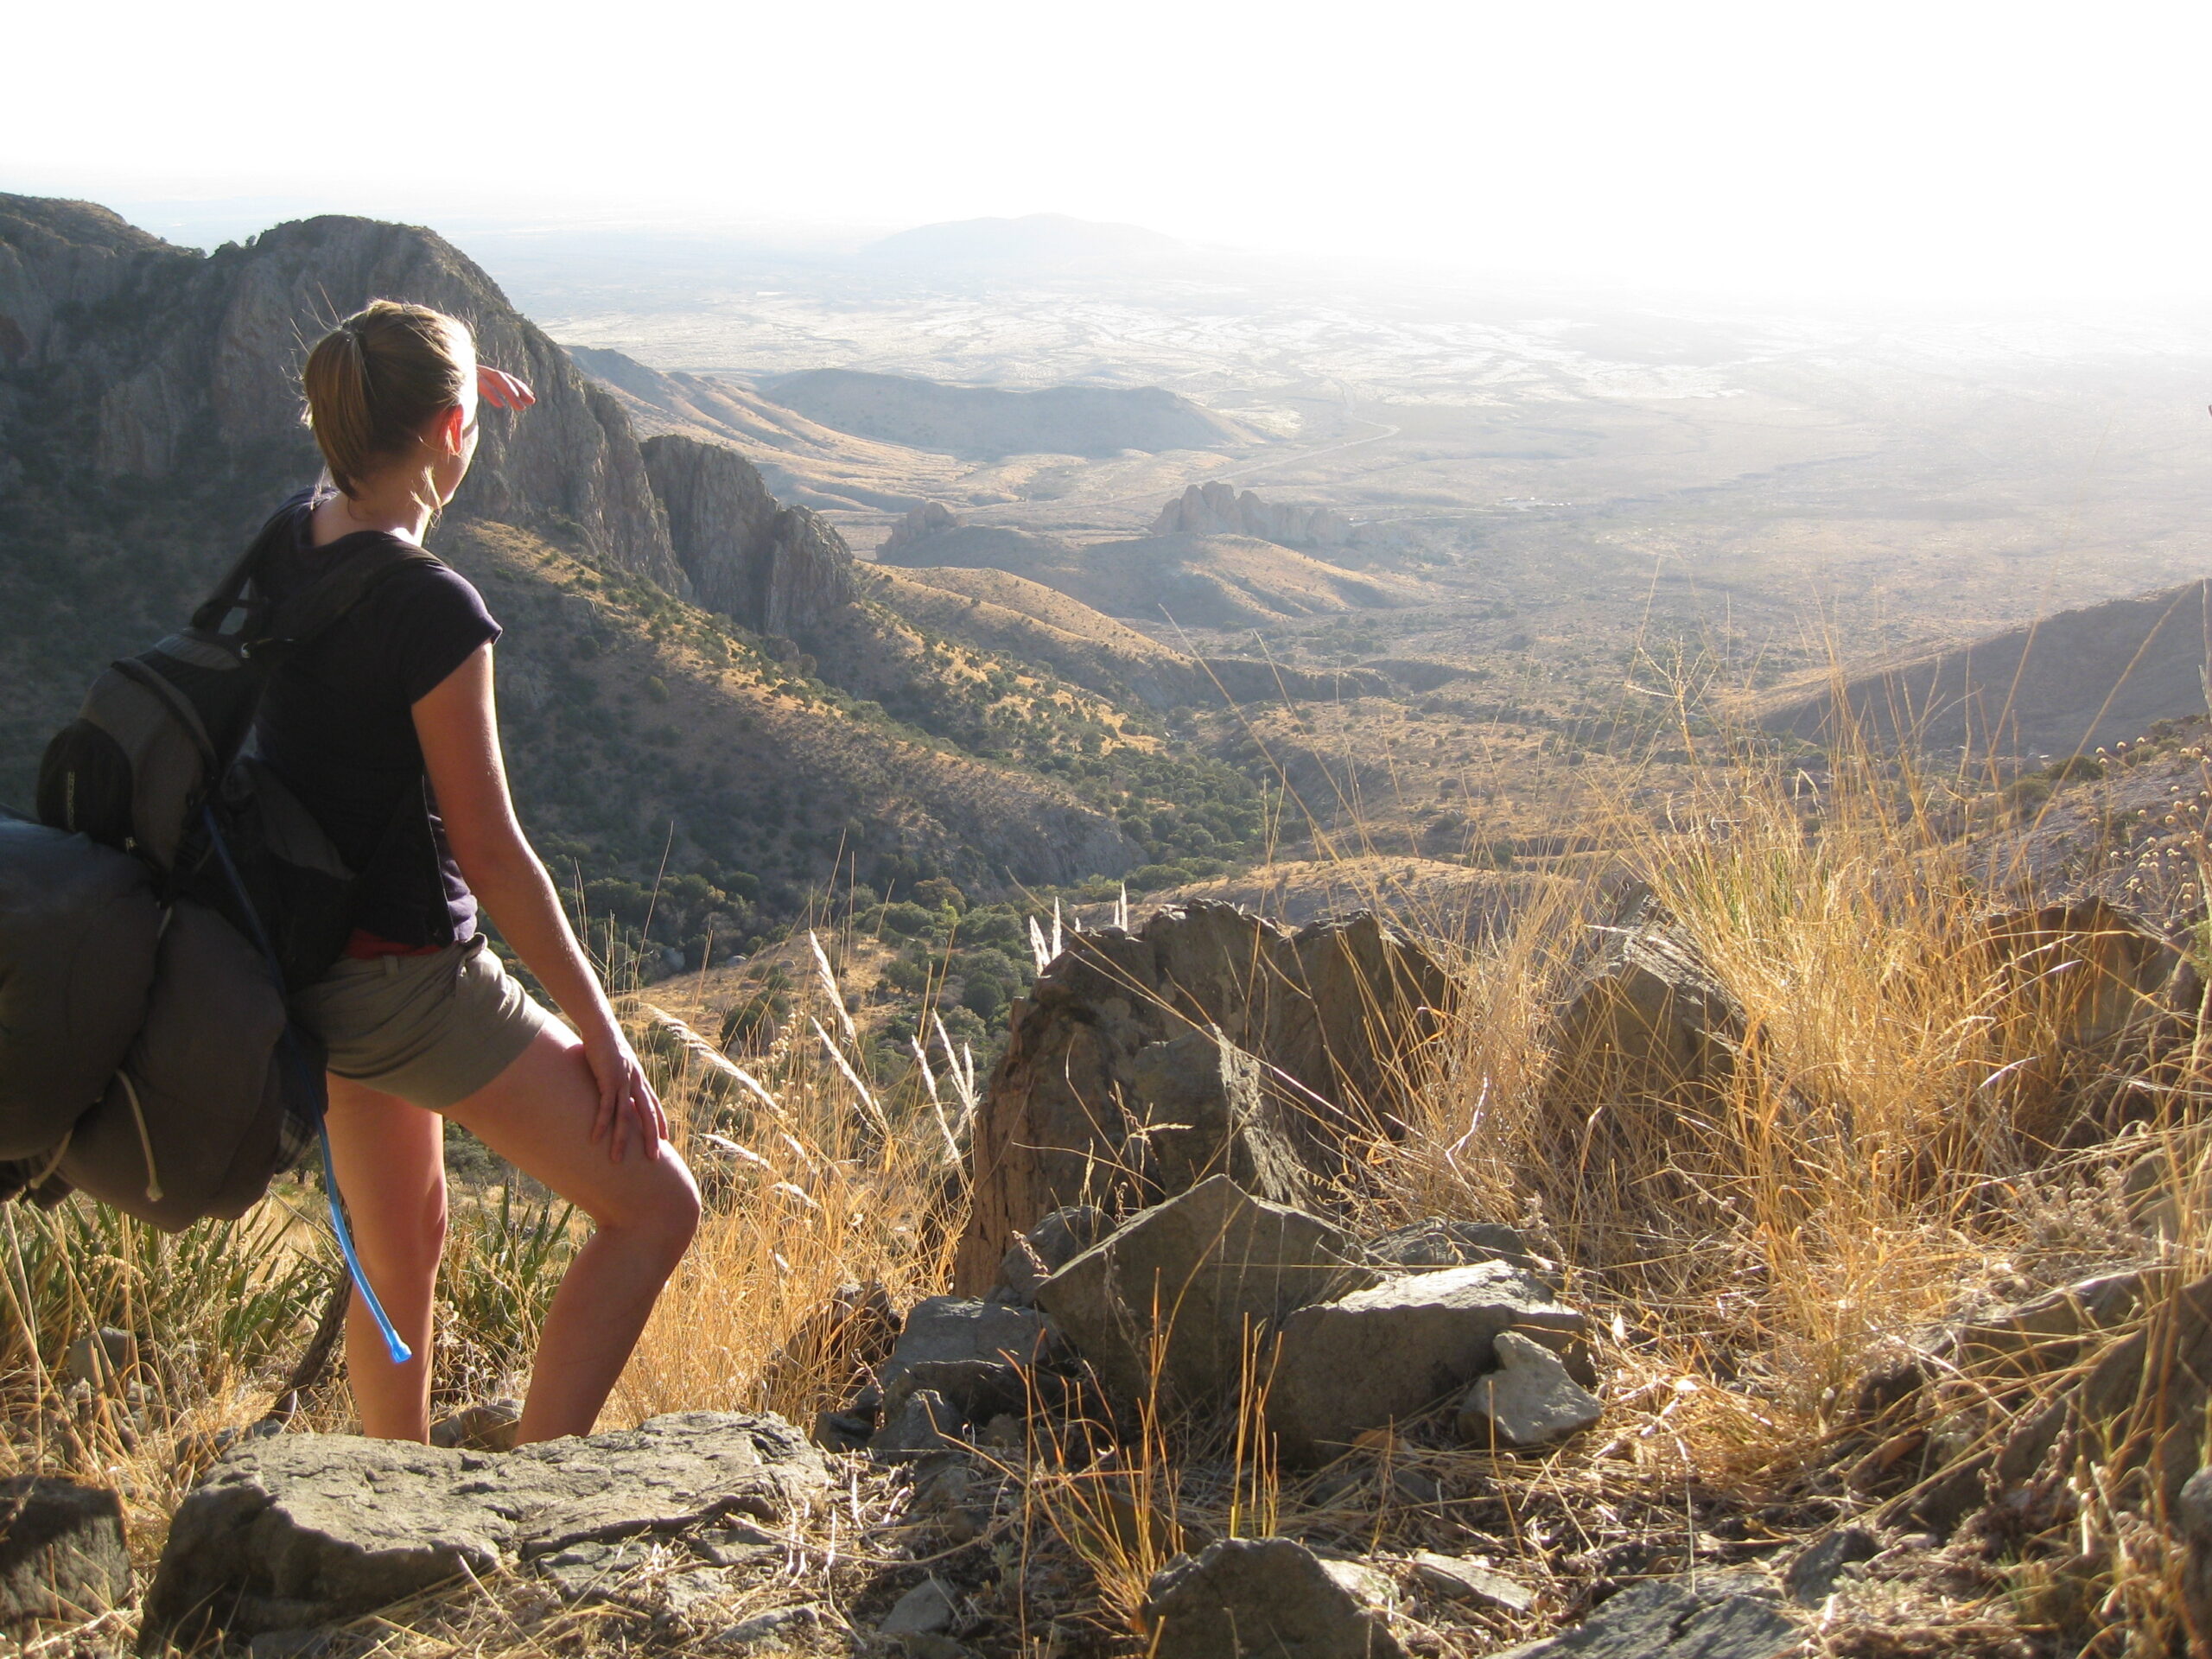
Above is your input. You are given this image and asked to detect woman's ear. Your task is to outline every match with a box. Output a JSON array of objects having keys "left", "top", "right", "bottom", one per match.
[{"left": 435, "top": 404, "right": 467, "bottom": 456}]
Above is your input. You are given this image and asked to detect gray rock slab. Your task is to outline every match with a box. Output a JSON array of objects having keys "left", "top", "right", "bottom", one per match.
[
  {"left": 996, "top": 1205, "right": 1109, "bottom": 1304},
  {"left": 1409, "top": 1550, "right": 1536, "bottom": 1613},
  {"left": 1036, "top": 1175, "right": 1376, "bottom": 1406},
  {"left": 1783, "top": 1526, "right": 1880, "bottom": 1605},
  {"left": 876, "top": 1295, "right": 1054, "bottom": 1420},
  {"left": 1494, "top": 1570, "right": 1797, "bottom": 1659},
  {"left": 880, "top": 1574, "right": 957, "bottom": 1636},
  {"left": 1143, "top": 1536, "right": 1406, "bottom": 1658},
  {"left": 1457, "top": 1331, "right": 1604, "bottom": 1449},
  {"left": 869, "top": 1389, "right": 963, "bottom": 1459},
  {"left": 0, "top": 1476, "right": 130, "bottom": 1628},
  {"left": 144, "top": 1411, "right": 827, "bottom": 1643},
  {"left": 1270, "top": 1264, "right": 1589, "bottom": 1463}
]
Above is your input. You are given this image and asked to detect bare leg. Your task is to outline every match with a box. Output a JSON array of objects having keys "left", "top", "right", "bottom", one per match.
[
  {"left": 322, "top": 1078, "right": 447, "bottom": 1441},
  {"left": 444, "top": 1025, "right": 701, "bottom": 1443}
]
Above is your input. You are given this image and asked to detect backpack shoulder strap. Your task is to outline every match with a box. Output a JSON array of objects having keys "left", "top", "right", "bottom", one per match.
[{"left": 261, "top": 543, "right": 445, "bottom": 653}]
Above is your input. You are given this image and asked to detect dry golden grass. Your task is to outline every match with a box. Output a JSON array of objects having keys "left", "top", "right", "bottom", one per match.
[{"left": 8, "top": 699, "right": 2212, "bottom": 1656}]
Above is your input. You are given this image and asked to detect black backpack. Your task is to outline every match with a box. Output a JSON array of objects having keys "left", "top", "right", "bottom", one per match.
[{"left": 3, "top": 513, "right": 437, "bottom": 1227}]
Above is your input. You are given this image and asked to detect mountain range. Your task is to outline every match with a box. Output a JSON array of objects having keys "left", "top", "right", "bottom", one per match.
[{"left": 0, "top": 194, "right": 1239, "bottom": 956}]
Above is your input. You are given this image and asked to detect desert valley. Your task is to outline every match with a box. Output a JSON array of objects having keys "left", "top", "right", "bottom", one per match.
[{"left": 12, "top": 185, "right": 2212, "bottom": 1657}]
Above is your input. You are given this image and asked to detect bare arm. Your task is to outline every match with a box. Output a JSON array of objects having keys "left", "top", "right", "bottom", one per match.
[{"left": 413, "top": 643, "right": 665, "bottom": 1160}]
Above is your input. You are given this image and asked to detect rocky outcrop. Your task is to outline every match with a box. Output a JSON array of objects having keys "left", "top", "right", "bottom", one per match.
[
  {"left": 144, "top": 1412, "right": 827, "bottom": 1644},
  {"left": 642, "top": 434, "right": 855, "bottom": 637},
  {"left": 881, "top": 499, "right": 962, "bottom": 560},
  {"left": 1500, "top": 1570, "right": 1799, "bottom": 1659},
  {"left": 952, "top": 901, "right": 1454, "bottom": 1292},
  {"left": 1152, "top": 480, "right": 1353, "bottom": 549},
  {"left": 0, "top": 195, "right": 684, "bottom": 592},
  {"left": 1033, "top": 1175, "right": 1377, "bottom": 1407}
]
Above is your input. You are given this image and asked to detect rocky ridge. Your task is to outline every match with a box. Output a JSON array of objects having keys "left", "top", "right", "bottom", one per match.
[{"left": 1151, "top": 479, "right": 1355, "bottom": 550}]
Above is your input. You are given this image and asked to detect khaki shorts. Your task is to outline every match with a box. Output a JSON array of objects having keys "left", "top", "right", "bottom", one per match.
[{"left": 296, "top": 934, "right": 564, "bottom": 1111}]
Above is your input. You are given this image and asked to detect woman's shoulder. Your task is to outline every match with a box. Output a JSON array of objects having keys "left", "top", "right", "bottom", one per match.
[{"left": 359, "top": 550, "right": 503, "bottom": 704}]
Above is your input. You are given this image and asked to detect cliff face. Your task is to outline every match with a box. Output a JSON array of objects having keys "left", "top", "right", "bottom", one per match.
[
  {"left": 641, "top": 434, "right": 854, "bottom": 638},
  {"left": 0, "top": 195, "right": 683, "bottom": 591}
]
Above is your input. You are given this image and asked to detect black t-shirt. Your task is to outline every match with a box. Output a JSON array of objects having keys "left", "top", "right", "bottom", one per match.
[{"left": 250, "top": 491, "right": 502, "bottom": 946}]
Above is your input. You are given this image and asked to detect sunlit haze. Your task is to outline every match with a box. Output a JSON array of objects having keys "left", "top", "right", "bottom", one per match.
[{"left": 10, "top": 0, "right": 2212, "bottom": 303}]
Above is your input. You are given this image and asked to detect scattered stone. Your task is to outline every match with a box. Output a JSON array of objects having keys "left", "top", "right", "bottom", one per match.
[
  {"left": 874, "top": 1296, "right": 1055, "bottom": 1424},
  {"left": 1316, "top": 1554, "right": 1398, "bottom": 1610},
  {"left": 1269, "top": 1263, "right": 1589, "bottom": 1462},
  {"left": 429, "top": 1398, "right": 522, "bottom": 1452},
  {"left": 870, "top": 1389, "right": 963, "bottom": 1459},
  {"left": 0, "top": 1476, "right": 130, "bottom": 1629},
  {"left": 1034, "top": 1175, "right": 1376, "bottom": 1406},
  {"left": 1940, "top": 1269, "right": 2155, "bottom": 1376},
  {"left": 65, "top": 1326, "right": 138, "bottom": 1390},
  {"left": 1409, "top": 1550, "right": 1536, "bottom": 1613},
  {"left": 1783, "top": 1525, "right": 1881, "bottom": 1605},
  {"left": 1456, "top": 1332, "right": 1604, "bottom": 1450},
  {"left": 1493, "top": 1569, "right": 1796, "bottom": 1658},
  {"left": 1143, "top": 1535, "right": 1407, "bottom": 1658},
  {"left": 812, "top": 1407, "right": 876, "bottom": 1452},
  {"left": 957, "top": 902, "right": 1452, "bottom": 1293},
  {"left": 1364, "top": 1218, "right": 1549, "bottom": 1278},
  {"left": 715, "top": 1604, "right": 823, "bottom": 1651},
  {"left": 880, "top": 1575, "right": 958, "bottom": 1636},
  {"left": 144, "top": 1412, "right": 828, "bottom": 1643},
  {"left": 995, "top": 1205, "right": 1109, "bottom": 1305}
]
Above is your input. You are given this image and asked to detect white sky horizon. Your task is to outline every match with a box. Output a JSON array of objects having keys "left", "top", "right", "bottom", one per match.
[{"left": 10, "top": 0, "right": 2212, "bottom": 310}]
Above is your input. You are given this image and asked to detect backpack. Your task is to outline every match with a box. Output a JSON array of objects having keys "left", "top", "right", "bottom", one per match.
[{"left": 1, "top": 512, "right": 438, "bottom": 1230}]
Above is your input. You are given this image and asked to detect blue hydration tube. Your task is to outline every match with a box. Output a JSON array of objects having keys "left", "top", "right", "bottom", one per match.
[{"left": 200, "top": 806, "right": 412, "bottom": 1365}]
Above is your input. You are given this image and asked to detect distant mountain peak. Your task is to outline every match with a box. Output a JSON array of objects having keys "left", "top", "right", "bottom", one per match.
[{"left": 861, "top": 213, "right": 1180, "bottom": 269}]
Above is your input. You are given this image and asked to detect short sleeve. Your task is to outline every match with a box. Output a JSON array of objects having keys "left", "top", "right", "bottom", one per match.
[{"left": 378, "top": 563, "right": 502, "bottom": 706}]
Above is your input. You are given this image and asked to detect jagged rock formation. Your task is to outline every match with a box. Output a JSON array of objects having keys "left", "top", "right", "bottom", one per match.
[
  {"left": 952, "top": 901, "right": 1454, "bottom": 1292},
  {"left": 0, "top": 194, "right": 682, "bottom": 591},
  {"left": 880, "top": 499, "right": 961, "bottom": 560},
  {"left": 641, "top": 434, "right": 854, "bottom": 638},
  {"left": 763, "top": 367, "right": 1250, "bottom": 461},
  {"left": 1152, "top": 480, "right": 1352, "bottom": 549}
]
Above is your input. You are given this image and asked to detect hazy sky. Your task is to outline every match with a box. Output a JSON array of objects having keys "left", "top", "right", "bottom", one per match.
[{"left": 10, "top": 0, "right": 2210, "bottom": 302}]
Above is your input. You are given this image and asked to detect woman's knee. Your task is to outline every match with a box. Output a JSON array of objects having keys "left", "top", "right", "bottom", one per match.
[{"left": 603, "top": 1154, "right": 701, "bottom": 1265}]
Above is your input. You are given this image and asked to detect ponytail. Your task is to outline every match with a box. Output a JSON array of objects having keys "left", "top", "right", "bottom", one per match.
[{"left": 302, "top": 302, "right": 473, "bottom": 499}]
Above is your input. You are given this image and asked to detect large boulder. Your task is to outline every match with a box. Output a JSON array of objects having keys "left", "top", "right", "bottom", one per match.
[
  {"left": 144, "top": 1412, "right": 827, "bottom": 1644},
  {"left": 956, "top": 902, "right": 1453, "bottom": 1292},
  {"left": 1268, "top": 1264, "right": 1589, "bottom": 1463},
  {"left": 1142, "top": 1536, "right": 1405, "bottom": 1658},
  {"left": 1033, "top": 1176, "right": 1376, "bottom": 1407},
  {"left": 0, "top": 1477, "right": 130, "bottom": 1630}
]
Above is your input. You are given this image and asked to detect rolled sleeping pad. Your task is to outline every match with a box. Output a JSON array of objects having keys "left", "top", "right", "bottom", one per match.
[
  {"left": 58, "top": 901, "right": 306, "bottom": 1230},
  {"left": 0, "top": 816, "right": 162, "bottom": 1159}
]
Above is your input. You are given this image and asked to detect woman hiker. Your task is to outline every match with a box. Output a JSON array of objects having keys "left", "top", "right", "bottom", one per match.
[{"left": 261, "top": 299, "right": 700, "bottom": 1444}]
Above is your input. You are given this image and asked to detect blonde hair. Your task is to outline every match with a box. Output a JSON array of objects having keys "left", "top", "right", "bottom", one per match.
[{"left": 302, "top": 301, "right": 474, "bottom": 498}]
